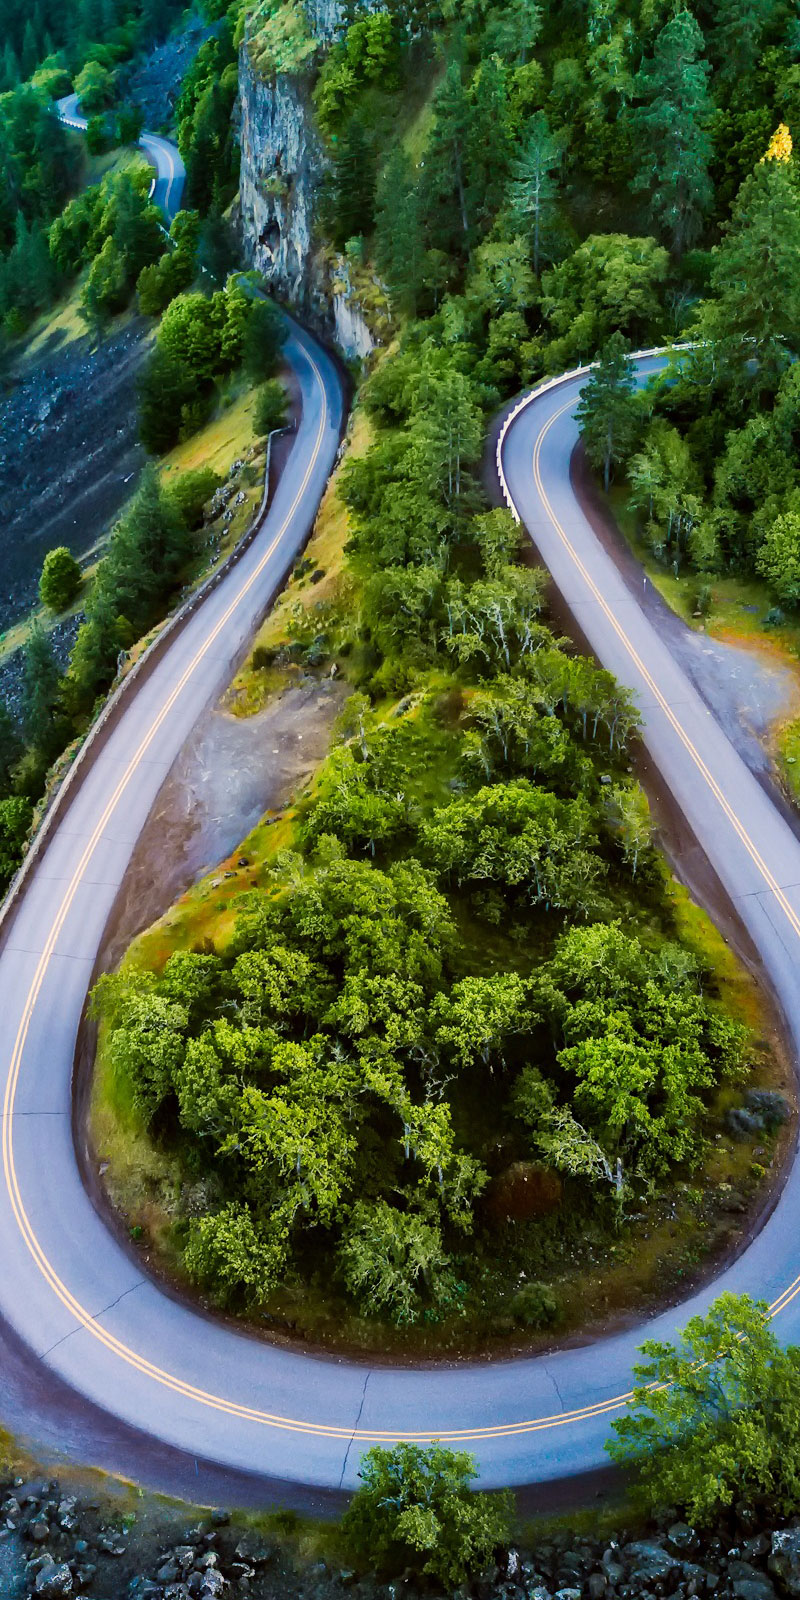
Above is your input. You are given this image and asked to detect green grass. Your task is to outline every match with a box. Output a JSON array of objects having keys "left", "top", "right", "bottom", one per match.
[
  {"left": 227, "top": 406, "right": 375, "bottom": 715},
  {"left": 246, "top": 0, "right": 316, "bottom": 77}
]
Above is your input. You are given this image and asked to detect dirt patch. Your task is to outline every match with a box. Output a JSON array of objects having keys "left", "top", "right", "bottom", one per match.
[
  {"left": 0, "top": 318, "right": 152, "bottom": 635},
  {"left": 99, "top": 675, "right": 349, "bottom": 973}
]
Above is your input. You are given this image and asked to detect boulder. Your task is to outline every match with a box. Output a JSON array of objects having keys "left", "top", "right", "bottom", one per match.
[
  {"left": 200, "top": 1572, "right": 226, "bottom": 1598},
  {"left": 667, "top": 1523, "right": 696, "bottom": 1552},
  {"left": 770, "top": 1530, "right": 800, "bottom": 1595},
  {"left": 34, "top": 1563, "right": 73, "bottom": 1598},
  {"left": 732, "top": 1582, "right": 777, "bottom": 1600},
  {"left": 622, "top": 1540, "right": 679, "bottom": 1584},
  {"left": 485, "top": 1162, "right": 562, "bottom": 1224}
]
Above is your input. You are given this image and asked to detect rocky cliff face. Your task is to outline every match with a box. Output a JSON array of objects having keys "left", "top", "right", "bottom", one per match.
[
  {"left": 303, "top": 0, "right": 347, "bottom": 41},
  {"left": 237, "top": 2, "right": 380, "bottom": 358},
  {"left": 237, "top": 50, "right": 325, "bottom": 309}
]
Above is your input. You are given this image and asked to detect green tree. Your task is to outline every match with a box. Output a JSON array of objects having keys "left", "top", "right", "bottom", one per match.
[
  {"left": 0, "top": 796, "right": 32, "bottom": 892},
  {"left": 541, "top": 234, "right": 669, "bottom": 365},
  {"left": 340, "top": 1201, "right": 453, "bottom": 1324},
  {"left": 701, "top": 145, "right": 800, "bottom": 400},
  {"left": 325, "top": 114, "right": 376, "bottom": 250},
  {"left": 74, "top": 57, "right": 115, "bottom": 112},
  {"left": 708, "top": 0, "right": 774, "bottom": 82},
  {"left": 115, "top": 103, "right": 144, "bottom": 144},
  {"left": 184, "top": 1202, "right": 290, "bottom": 1308},
  {"left": 137, "top": 348, "right": 194, "bottom": 454},
  {"left": 509, "top": 110, "right": 562, "bottom": 275},
  {"left": 243, "top": 296, "right": 285, "bottom": 382},
  {"left": 631, "top": 9, "right": 713, "bottom": 254},
  {"left": 422, "top": 778, "right": 603, "bottom": 916},
  {"left": 22, "top": 620, "right": 62, "bottom": 755},
  {"left": 81, "top": 235, "right": 127, "bottom": 321},
  {"left": 627, "top": 419, "right": 705, "bottom": 570},
  {"left": 342, "top": 1443, "right": 513, "bottom": 1588},
  {"left": 756, "top": 510, "right": 800, "bottom": 604},
  {"left": 432, "top": 973, "right": 532, "bottom": 1071},
  {"left": 608, "top": 1293, "right": 800, "bottom": 1522},
  {"left": 375, "top": 147, "right": 426, "bottom": 315},
  {"left": 576, "top": 332, "right": 641, "bottom": 492},
  {"left": 85, "top": 114, "right": 111, "bottom": 156},
  {"left": 253, "top": 379, "right": 287, "bottom": 436},
  {"left": 39, "top": 546, "right": 81, "bottom": 612}
]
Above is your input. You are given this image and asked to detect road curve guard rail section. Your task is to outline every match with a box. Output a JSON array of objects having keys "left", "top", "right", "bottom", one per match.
[{"left": 0, "top": 421, "right": 294, "bottom": 952}]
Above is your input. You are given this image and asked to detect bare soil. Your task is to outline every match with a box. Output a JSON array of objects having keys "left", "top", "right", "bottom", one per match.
[{"left": 98, "top": 674, "right": 348, "bottom": 973}]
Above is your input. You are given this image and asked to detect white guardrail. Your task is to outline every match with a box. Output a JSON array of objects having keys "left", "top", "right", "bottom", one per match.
[
  {"left": 495, "top": 344, "right": 690, "bottom": 522},
  {"left": 0, "top": 423, "right": 293, "bottom": 946}
]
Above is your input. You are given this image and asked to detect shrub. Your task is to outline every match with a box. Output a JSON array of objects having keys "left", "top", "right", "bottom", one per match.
[
  {"left": 39, "top": 547, "right": 81, "bottom": 612},
  {"left": 342, "top": 1442, "right": 513, "bottom": 1588},
  {"left": 167, "top": 467, "right": 221, "bottom": 530},
  {"left": 0, "top": 795, "right": 32, "bottom": 891},
  {"left": 253, "top": 379, "right": 288, "bottom": 436},
  {"left": 510, "top": 1280, "right": 561, "bottom": 1328}
]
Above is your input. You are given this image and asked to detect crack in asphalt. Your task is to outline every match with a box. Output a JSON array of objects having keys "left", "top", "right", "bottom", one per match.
[
  {"left": 543, "top": 1363, "right": 565, "bottom": 1414},
  {"left": 338, "top": 1371, "right": 372, "bottom": 1490},
  {"left": 40, "top": 1281, "right": 146, "bottom": 1361}
]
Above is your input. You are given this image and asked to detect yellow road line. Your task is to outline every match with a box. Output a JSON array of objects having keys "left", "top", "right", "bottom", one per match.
[
  {"left": 530, "top": 396, "right": 800, "bottom": 946},
  {"left": 1, "top": 361, "right": 793, "bottom": 1455}
]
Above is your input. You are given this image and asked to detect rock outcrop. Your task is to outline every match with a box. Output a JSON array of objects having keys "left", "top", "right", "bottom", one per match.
[
  {"left": 236, "top": 0, "right": 381, "bottom": 357},
  {"left": 237, "top": 47, "right": 325, "bottom": 309}
]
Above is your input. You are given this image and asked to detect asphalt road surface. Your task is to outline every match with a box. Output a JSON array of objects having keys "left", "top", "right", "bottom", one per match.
[
  {"left": 4, "top": 134, "right": 800, "bottom": 1495},
  {"left": 57, "top": 94, "right": 185, "bottom": 220}
]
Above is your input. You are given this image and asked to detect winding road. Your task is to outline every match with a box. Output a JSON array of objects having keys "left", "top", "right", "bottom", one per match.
[
  {"left": 4, "top": 111, "right": 800, "bottom": 1498},
  {"left": 57, "top": 94, "right": 185, "bottom": 220}
]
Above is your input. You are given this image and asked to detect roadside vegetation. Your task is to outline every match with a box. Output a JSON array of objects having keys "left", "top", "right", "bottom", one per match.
[{"left": 90, "top": 0, "right": 798, "bottom": 1349}]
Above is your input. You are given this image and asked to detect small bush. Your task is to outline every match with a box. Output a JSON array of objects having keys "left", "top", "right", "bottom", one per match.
[
  {"left": 254, "top": 379, "right": 288, "bottom": 436},
  {"left": 510, "top": 1280, "right": 561, "bottom": 1329},
  {"left": 694, "top": 581, "right": 712, "bottom": 617},
  {"left": 39, "top": 547, "right": 82, "bottom": 612},
  {"left": 168, "top": 467, "right": 222, "bottom": 530},
  {"left": 342, "top": 1442, "right": 513, "bottom": 1588}
]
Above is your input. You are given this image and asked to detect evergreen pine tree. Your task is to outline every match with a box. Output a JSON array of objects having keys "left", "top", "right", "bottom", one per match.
[
  {"left": 22, "top": 621, "right": 62, "bottom": 755},
  {"left": 631, "top": 9, "right": 713, "bottom": 254},
  {"left": 509, "top": 111, "right": 562, "bottom": 275},
  {"left": 709, "top": 0, "right": 774, "bottom": 81},
  {"left": 701, "top": 135, "right": 800, "bottom": 399},
  {"left": 576, "top": 332, "right": 641, "bottom": 491},
  {"left": 375, "top": 147, "right": 425, "bottom": 315}
]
